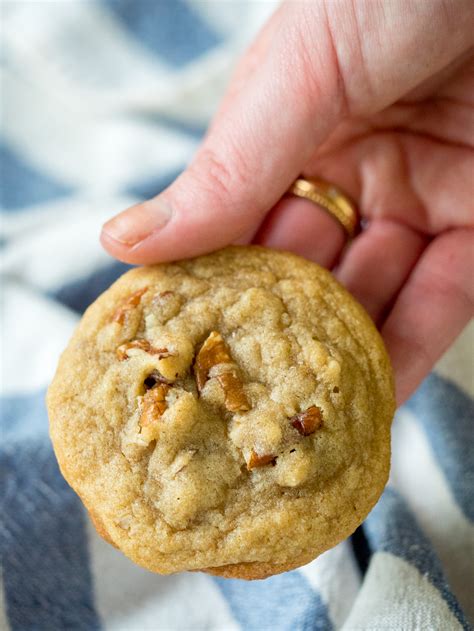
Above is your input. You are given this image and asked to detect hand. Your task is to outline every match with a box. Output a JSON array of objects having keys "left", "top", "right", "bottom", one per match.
[{"left": 101, "top": 0, "right": 474, "bottom": 405}]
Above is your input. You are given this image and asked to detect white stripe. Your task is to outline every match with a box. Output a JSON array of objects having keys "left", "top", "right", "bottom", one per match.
[
  {"left": 391, "top": 408, "right": 474, "bottom": 621},
  {"left": 1, "top": 282, "right": 78, "bottom": 395},
  {"left": 0, "top": 570, "right": 11, "bottom": 631},
  {"left": 1, "top": 196, "right": 131, "bottom": 290},
  {"left": 342, "top": 552, "right": 463, "bottom": 631},
  {"left": 1, "top": 66, "right": 197, "bottom": 192},
  {"left": 434, "top": 320, "right": 474, "bottom": 397},
  {"left": 1, "top": 195, "right": 133, "bottom": 241},
  {"left": 2, "top": 2, "right": 238, "bottom": 121},
  {"left": 2, "top": 2, "right": 173, "bottom": 106},
  {"left": 299, "top": 541, "right": 361, "bottom": 629},
  {"left": 86, "top": 521, "right": 239, "bottom": 631}
]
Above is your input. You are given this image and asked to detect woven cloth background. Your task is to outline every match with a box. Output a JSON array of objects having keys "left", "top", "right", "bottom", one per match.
[{"left": 1, "top": 2, "right": 473, "bottom": 629}]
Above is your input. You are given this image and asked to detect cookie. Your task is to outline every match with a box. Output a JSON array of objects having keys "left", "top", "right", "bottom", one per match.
[{"left": 47, "top": 246, "right": 395, "bottom": 579}]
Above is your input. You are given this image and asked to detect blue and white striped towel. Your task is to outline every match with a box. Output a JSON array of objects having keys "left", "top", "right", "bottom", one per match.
[{"left": 1, "top": 2, "right": 473, "bottom": 629}]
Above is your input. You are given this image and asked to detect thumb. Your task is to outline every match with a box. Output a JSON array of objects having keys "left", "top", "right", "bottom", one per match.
[
  {"left": 101, "top": 0, "right": 474, "bottom": 265},
  {"left": 101, "top": 3, "right": 332, "bottom": 264}
]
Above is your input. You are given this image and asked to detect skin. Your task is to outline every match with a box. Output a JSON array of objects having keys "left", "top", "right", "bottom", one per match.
[{"left": 101, "top": 0, "right": 474, "bottom": 405}]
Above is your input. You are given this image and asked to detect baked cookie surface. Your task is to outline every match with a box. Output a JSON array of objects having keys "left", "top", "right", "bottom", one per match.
[{"left": 47, "top": 246, "right": 395, "bottom": 579}]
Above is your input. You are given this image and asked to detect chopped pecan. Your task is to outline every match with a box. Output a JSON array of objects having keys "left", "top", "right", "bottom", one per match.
[
  {"left": 140, "top": 383, "right": 170, "bottom": 428},
  {"left": 194, "top": 331, "right": 250, "bottom": 411},
  {"left": 112, "top": 287, "right": 148, "bottom": 324},
  {"left": 194, "top": 331, "right": 232, "bottom": 391},
  {"left": 247, "top": 450, "right": 277, "bottom": 469},
  {"left": 216, "top": 371, "right": 251, "bottom": 412},
  {"left": 116, "top": 339, "right": 172, "bottom": 361},
  {"left": 290, "top": 405, "right": 323, "bottom": 436}
]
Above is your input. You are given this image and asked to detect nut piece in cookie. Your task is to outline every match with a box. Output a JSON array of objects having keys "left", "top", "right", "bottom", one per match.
[
  {"left": 139, "top": 383, "right": 170, "bottom": 442},
  {"left": 246, "top": 450, "right": 277, "bottom": 469},
  {"left": 116, "top": 339, "right": 172, "bottom": 361},
  {"left": 194, "top": 331, "right": 250, "bottom": 412},
  {"left": 112, "top": 287, "right": 148, "bottom": 324},
  {"left": 290, "top": 406, "right": 323, "bottom": 436}
]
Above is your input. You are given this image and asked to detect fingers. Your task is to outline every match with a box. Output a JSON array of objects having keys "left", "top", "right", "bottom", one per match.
[
  {"left": 101, "top": 0, "right": 474, "bottom": 265},
  {"left": 254, "top": 197, "right": 346, "bottom": 268},
  {"left": 310, "top": 131, "right": 474, "bottom": 235},
  {"left": 380, "top": 228, "right": 474, "bottom": 405},
  {"left": 336, "top": 220, "right": 427, "bottom": 322}
]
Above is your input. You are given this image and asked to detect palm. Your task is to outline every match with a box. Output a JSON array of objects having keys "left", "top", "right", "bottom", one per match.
[{"left": 311, "top": 56, "right": 474, "bottom": 236}]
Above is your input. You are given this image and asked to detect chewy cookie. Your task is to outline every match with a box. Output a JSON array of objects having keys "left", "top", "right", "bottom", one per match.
[{"left": 47, "top": 246, "right": 395, "bottom": 579}]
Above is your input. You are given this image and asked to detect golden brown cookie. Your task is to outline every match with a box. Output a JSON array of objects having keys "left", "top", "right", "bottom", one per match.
[{"left": 47, "top": 246, "right": 395, "bottom": 579}]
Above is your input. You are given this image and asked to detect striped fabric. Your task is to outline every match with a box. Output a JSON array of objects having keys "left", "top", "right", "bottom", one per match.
[{"left": 1, "top": 2, "right": 473, "bottom": 629}]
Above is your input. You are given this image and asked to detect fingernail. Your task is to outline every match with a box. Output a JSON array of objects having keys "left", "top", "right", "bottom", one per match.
[{"left": 102, "top": 199, "right": 172, "bottom": 246}]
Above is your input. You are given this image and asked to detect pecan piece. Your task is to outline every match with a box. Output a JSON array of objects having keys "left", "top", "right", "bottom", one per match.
[
  {"left": 247, "top": 450, "right": 277, "bottom": 469},
  {"left": 116, "top": 339, "right": 172, "bottom": 361},
  {"left": 194, "top": 331, "right": 250, "bottom": 411},
  {"left": 140, "top": 383, "right": 170, "bottom": 429},
  {"left": 216, "top": 371, "right": 250, "bottom": 412},
  {"left": 112, "top": 287, "right": 148, "bottom": 324},
  {"left": 194, "top": 331, "right": 232, "bottom": 392},
  {"left": 290, "top": 405, "right": 323, "bottom": 436}
]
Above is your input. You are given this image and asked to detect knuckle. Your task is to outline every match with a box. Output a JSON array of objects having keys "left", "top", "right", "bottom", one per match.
[{"left": 187, "top": 147, "right": 248, "bottom": 211}]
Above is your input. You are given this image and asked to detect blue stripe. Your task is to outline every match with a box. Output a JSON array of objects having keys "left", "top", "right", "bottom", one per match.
[
  {"left": 350, "top": 525, "right": 371, "bottom": 575},
  {"left": 1, "top": 391, "right": 101, "bottom": 630},
  {"left": 126, "top": 168, "right": 182, "bottom": 202},
  {"left": 0, "top": 144, "right": 73, "bottom": 211},
  {"left": 214, "top": 570, "right": 332, "bottom": 631},
  {"left": 138, "top": 113, "right": 206, "bottom": 140},
  {"left": 104, "top": 0, "right": 221, "bottom": 67},
  {"left": 51, "top": 261, "right": 132, "bottom": 314},
  {"left": 1, "top": 389, "right": 49, "bottom": 441},
  {"left": 406, "top": 373, "right": 474, "bottom": 521},
  {"left": 364, "top": 487, "right": 469, "bottom": 630}
]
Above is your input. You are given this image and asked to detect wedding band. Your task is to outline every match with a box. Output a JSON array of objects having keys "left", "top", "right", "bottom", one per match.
[{"left": 288, "top": 177, "right": 359, "bottom": 238}]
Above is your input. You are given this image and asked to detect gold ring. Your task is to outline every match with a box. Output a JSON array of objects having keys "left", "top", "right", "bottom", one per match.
[{"left": 288, "top": 177, "right": 359, "bottom": 238}]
